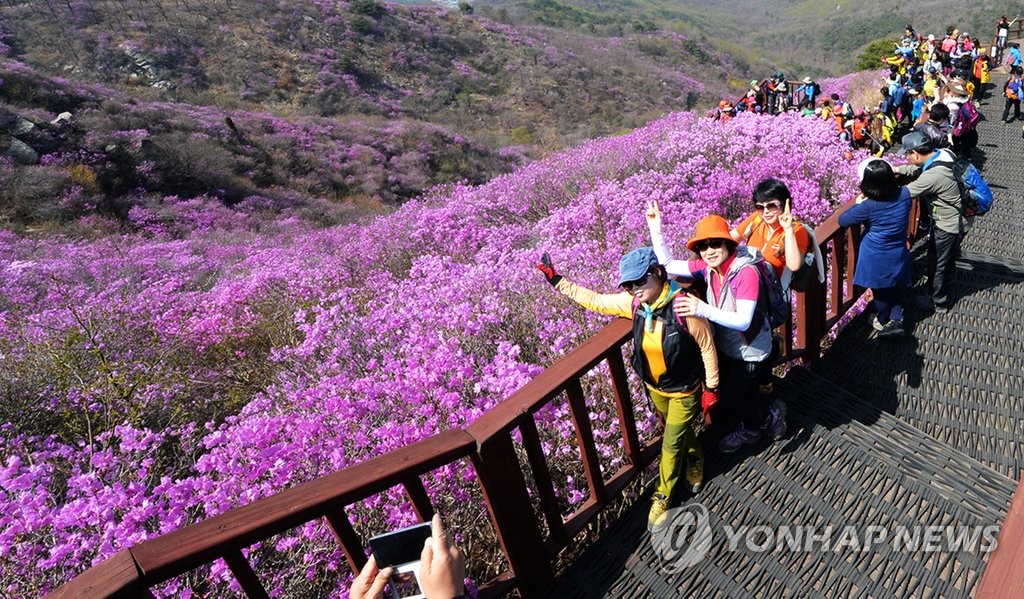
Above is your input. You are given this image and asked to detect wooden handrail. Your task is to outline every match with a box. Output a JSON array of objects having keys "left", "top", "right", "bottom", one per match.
[{"left": 49, "top": 195, "right": 896, "bottom": 598}]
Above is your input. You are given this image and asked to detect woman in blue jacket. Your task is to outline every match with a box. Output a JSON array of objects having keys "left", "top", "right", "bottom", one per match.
[{"left": 838, "top": 158, "right": 912, "bottom": 338}]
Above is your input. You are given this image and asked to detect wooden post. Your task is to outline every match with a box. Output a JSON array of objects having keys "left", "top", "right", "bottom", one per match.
[
  {"left": 606, "top": 347, "right": 642, "bottom": 466},
  {"left": 471, "top": 434, "right": 553, "bottom": 597}
]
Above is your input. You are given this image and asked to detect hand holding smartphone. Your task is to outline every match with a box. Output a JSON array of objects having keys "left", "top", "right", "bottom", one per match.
[{"left": 355, "top": 514, "right": 465, "bottom": 599}]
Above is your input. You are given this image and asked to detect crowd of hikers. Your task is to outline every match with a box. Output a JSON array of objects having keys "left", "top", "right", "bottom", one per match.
[
  {"left": 536, "top": 20, "right": 1008, "bottom": 532},
  {"left": 713, "top": 20, "right": 1024, "bottom": 156}
]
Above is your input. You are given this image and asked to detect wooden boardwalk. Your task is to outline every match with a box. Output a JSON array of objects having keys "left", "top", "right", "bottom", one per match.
[{"left": 547, "top": 73, "right": 1024, "bottom": 598}]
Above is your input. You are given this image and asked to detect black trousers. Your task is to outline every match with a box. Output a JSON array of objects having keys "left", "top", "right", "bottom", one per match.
[
  {"left": 926, "top": 227, "right": 962, "bottom": 307},
  {"left": 1003, "top": 97, "right": 1021, "bottom": 121},
  {"left": 718, "top": 355, "right": 771, "bottom": 431},
  {"left": 952, "top": 129, "right": 978, "bottom": 159}
]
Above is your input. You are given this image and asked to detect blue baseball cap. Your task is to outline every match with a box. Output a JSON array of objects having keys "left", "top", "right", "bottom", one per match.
[{"left": 618, "top": 248, "right": 658, "bottom": 286}]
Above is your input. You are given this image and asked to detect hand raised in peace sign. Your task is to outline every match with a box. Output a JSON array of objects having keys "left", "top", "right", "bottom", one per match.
[
  {"left": 645, "top": 199, "right": 662, "bottom": 228},
  {"left": 778, "top": 197, "right": 795, "bottom": 232}
]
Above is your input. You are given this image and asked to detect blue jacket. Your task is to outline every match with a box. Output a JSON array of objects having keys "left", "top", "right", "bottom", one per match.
[{"left": 838, "top": 188, "right": 913, "bottom": 289}]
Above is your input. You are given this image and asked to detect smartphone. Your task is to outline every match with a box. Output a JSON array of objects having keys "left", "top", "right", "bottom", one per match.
[
  {"left": 369, "top": 522, "right": 433, "bottom": 599},
  {"left": 368, "top": 522, "right": 432, "bottom": 569}
]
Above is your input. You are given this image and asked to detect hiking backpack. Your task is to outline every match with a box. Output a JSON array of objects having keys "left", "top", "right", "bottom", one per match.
[
  {"left": 932, "top": 159, "right": 994, "bottom": 216},
  {"left": 953, "top": 101, "right": 980, "bottom": 136},
  {"left": 1006, "top": 78, "right": 1021, "bottom": 101},
  {"left": 747, "top": 251, "right": 791, "bottom": 330}
]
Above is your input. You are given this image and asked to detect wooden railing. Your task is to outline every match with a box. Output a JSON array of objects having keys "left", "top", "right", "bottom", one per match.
[{"left": 50, "top": 196, "right": 905, "bottom": 599}]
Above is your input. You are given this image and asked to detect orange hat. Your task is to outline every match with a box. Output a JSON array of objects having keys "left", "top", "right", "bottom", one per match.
[
  {"left": 719, "top": 100, "right": 732, "bottom": 109},
  {"left": 686, "top": 215, "right": 733, "bottom": 251}
]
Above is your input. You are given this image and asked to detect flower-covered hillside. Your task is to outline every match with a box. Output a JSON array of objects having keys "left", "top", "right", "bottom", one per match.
[
  {"left": 1, "top": 101, "right": 866, "bottom": 596},
  {"left": 0, "top": 58, "right": 524, "bottom": 233},
  {"left": 0, "top": 0, "right": 743, "bottom": 150}
]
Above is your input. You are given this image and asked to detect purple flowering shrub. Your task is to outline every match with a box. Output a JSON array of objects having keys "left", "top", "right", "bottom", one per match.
[{"left": 0, "top": 99, "right": 876, "bottom": 597}]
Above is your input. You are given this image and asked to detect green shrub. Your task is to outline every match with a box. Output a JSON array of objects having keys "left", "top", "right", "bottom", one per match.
[{"left": 856, "top": 38, "right": 898, "bottom": 71}]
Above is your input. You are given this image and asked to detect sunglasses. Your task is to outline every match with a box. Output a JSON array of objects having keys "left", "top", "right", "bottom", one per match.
[
  {"left": 621, "top": 271, "right": 652, "bottom": 291},
  {"left": 754, "top": 201, "right": 782, "bottom": 211},
  {"left": 692, "top": 239, "right": 727, "bottom": 253}
]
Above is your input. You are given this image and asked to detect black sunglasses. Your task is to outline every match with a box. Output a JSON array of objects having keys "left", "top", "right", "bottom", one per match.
[
  {"left": 621, "top": 271, "right": 653, "bottom": 291},
  {"left": 692, "top": 239, "right": 727, "bottom": 253}
]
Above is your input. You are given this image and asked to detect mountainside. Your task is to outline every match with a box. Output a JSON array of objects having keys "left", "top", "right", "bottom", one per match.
[
  {"left": 482, "top": 0, "right": 1024, "bottom": 75},
  {"left": 0, "top": 58, "right": 524, "bottom": 231},
  {"left": 0, "top": 88, "right": 868, "bottom": 598},
  {"left": 0, "top": 0, "right": 742, "bottom": 151}
]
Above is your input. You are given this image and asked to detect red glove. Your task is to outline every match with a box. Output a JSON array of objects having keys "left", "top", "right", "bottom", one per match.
[
  {"left": 536, "top": 253, "right": 562, "bottom": 286},
  {"left": 701, "top": 387, "right": 719, "bottom": 425}
]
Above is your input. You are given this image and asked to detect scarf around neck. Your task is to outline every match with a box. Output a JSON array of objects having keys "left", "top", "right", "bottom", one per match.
[{"left": 642, "top": 281, "right": 682, "bottom": 333}]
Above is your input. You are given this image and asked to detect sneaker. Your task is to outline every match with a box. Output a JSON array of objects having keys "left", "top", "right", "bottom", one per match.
[
  {"left": 878, "top": 319, "right": 904, "bottom": 338},
  {"left": 765, "top": 399, "right": 788, "bottom": 440},
  {"left": 719, "top": 424, "right": 761, "bottom": 453},
  {"left": 686, "top": 458, "right": 704, "bottom": 494},
  {"left": 870, "top": 315, "right": 885, "bottom": 331},
  {"left": 648, "top": 493, "right": 669, "bottom": 530}
]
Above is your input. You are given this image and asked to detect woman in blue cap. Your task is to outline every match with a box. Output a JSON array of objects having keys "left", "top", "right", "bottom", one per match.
[{"left": 537, "top": 248, "right": 720, "bottom": 530}]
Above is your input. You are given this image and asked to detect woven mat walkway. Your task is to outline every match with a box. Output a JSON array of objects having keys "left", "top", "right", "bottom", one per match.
[{"left": 547, "top": 75, "right": 1023, "bottom": 597}]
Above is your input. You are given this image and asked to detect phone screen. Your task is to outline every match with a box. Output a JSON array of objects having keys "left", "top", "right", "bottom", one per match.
[{"left": 368, "top": 522, "right": 432, "bottom": 568}]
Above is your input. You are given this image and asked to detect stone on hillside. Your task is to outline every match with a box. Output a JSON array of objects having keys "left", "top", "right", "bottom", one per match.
[
  {"left": 5, "top": 138, "right": 39, "bottom": 165},
  {"left": 9, "top": 117, "right": 35, "bottom": 136},
  {"left": 51, "top": 112, "right": 73, "bottom": 125}
]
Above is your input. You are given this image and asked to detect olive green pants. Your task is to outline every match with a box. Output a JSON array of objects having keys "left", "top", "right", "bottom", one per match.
[{"left": 649, "top": 388, "right": 702, "bottom": 500}]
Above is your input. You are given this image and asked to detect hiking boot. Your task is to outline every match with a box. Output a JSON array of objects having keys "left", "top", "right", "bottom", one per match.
[
  {"left": 877, "top": 319, "right": 905, "bottom": 339},
  {"left": 719, "top": 424, "right": 761, "bottom": 453},
  {"left": 686, "top": 458, "right": 704, "bottom": 494},
  {"left": 648, "top": 493, "right": 669, "bottom": 531},
  {"left": 764, "top": 399, "right": 788, "bottom": 440},
  {"left": 870, "top": 315, "right": 885, "bottom": 331}
]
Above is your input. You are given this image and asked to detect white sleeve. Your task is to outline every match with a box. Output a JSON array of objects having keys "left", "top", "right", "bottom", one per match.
[
  {"left": 696, "top": 298, "right": 757, "bottom": 331},
  {"left": 648, "top": 220, "right": 692, "bottom": 277}
]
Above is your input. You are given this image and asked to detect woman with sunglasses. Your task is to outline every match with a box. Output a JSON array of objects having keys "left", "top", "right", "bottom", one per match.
[
  {"left": 536, "top": 248, "right": 720, "bottom": 530},
  {"left": 731, "top": 178, "right": 811, "bottom": 282},
  {"left": 646, "top": 205, "right": 783, "bottom": 454}
]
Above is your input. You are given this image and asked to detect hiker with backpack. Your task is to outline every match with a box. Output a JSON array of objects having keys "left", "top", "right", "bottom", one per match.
[
  {"left": 838, "top": 158, "right": 913, "bottom": 338},
  {"left": 1002, "top": 67, "right": 1022, "bottom": 124},
  {"left": 1006, "top": 43, "right": 1022, "bottom": 70},
  {"left": 646, "top": 204, "right": 786, "bottom": 454},
  {"left": 535, "top": 248, "right": 719, "bottom": 530},
  {"left": 951, "top": 92, "right": 980, "bottom": 159},
  {"left": 894, "top": 131, "right": 973, "bottom": 313}
]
